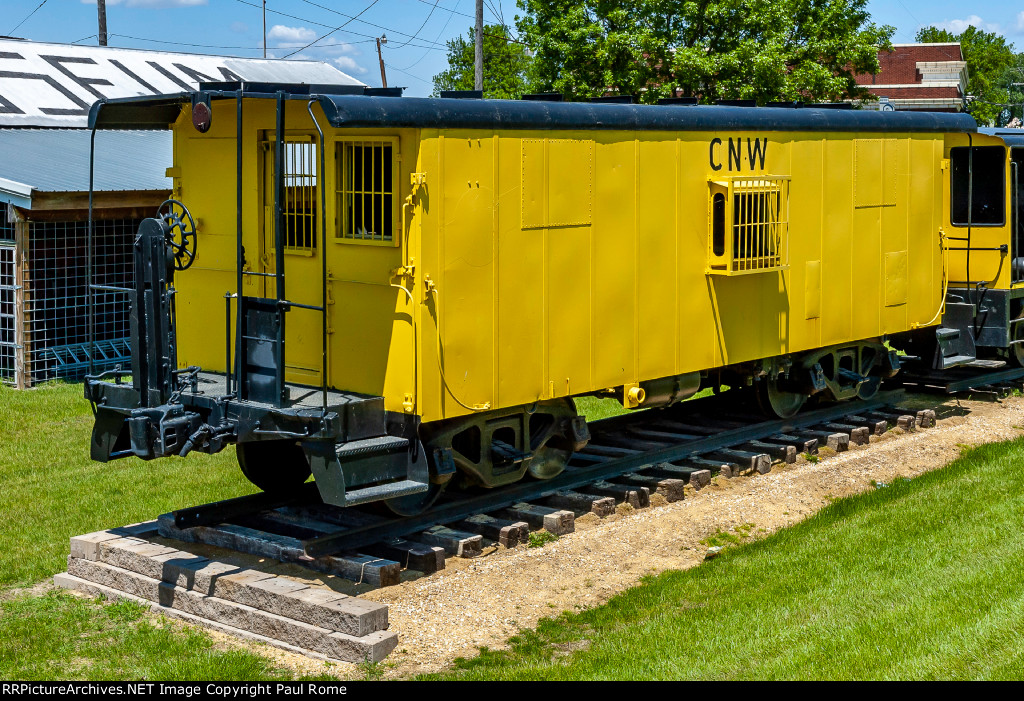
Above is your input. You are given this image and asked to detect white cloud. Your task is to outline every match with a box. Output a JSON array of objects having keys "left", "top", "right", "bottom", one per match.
[
  {"left": 1016, "top": 11, "right": 1024, "bottom": 32},
  {"left": 81, "top": 0, "right": 208, "bottom": 7},
  {"left": 230, "top": 21, "right": 248, "bottom": 34},
  {"left": 332, "top": 56, "right": 367, "bottom": 75},
  {"left": 936, "top": 15, "right": 1002, "bottom": 34},
  {"left": 266, "top": 25, "right": 317, "bottom": 45}
]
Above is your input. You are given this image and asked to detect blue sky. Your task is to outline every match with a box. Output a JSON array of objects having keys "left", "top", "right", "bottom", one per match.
[{"left": 4, "top": 1, "right": 1023, "bottom": 97}]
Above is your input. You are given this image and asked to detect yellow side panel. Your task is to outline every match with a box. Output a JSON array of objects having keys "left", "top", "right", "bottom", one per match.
[
  {"left": 805, "top": 260, "right": 821, "bottom": 319},
  {"left": 885, "top": 251, "right": 908, "bottom": 307},
  {"left": 547, "top": 226, "right": 592, "bottom": 397},
  {"left": 637, "top": 138, "right": 677, "bottom": 381},
  {"left": 854, "top": 139, "right": 897, "bottom": 208},
  {"left": 521, "top": 139, "right": 545, "bottom": 229},
  {"left": 496, "top": 136, "right": 545, "bottom": 407},
  {"left": 591, "top": 138, "right": 636, "bottom": 388},
  {"left": 548, "top": 140, "right": 593, "bottom": 227},
  {"left": 821, "top": 139, "right": 854, "bottom": 345},
  {"left": 440, "top": 135, "right": 495, "bottom": 411}
]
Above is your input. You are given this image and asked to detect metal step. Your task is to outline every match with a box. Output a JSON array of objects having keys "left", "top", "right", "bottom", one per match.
[
  {"left": 940, "top": 354, "right": 976, "bottom": 369},
  {"left": 341, "top": 479, "right": 428, "bottom": 507},
  {"left": 335, "top": 435, "right": 409, "bottom": 461}
]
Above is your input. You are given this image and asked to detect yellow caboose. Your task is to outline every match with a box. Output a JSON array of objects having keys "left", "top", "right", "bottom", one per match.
[{"left": 84, "top": 84, "right": 975, "bottom": 513}]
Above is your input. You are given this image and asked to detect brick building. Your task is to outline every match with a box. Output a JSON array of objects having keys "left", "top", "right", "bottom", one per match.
[{"left": 854, "top": 42, "right": 968, "bottom": 112}]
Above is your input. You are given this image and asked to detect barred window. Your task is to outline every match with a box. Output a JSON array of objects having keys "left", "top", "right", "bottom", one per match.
[
  {"left": 282, "top": 141, "right": 318, "bottom": 253},
  {"left": 336, "top": 140, "right": 395, "bottom": 243},
  {"left": 708, "top": 177, "right": 790, "bottom": 275}
]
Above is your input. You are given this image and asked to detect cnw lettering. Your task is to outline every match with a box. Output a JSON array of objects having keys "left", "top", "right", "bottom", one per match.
[{"left": 709, "top": 137, "right": 768, "bottom": 171}]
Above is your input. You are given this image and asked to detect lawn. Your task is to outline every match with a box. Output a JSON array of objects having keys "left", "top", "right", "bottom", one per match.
[
  {"left": 425, "top": 437, "right": 1024, "bottom": 680},
  {"left": 0, "top": 382, "right": 254, "bottom": 588},
  {"left": 3, "top": 383, "right": 1024, "bottom": 680}
]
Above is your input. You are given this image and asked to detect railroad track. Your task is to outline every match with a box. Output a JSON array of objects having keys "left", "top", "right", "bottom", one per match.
[{"left": 158, "top": 386, "right": 950, "bottom": 588}]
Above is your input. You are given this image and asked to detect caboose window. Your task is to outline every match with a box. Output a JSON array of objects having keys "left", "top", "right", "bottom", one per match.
[
  {"left": 951, "top": 146, "right": 1006, "bottom": 227},
  {"left": 336, "top": 140, "right": 395, "bottom": 244},
  {"left": 707, "top": 176, "right": 790, "bottom": 276},
  {"left": 282, "top": 141, "right": 318, "bottom": 253}
]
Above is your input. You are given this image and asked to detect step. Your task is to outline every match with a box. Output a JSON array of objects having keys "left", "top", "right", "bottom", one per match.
[
  {"left": 336, "top": 435, "right": 409, "bottom": 460},
  {"left": 341, "top": 479, "right": 428, "bottom": 507},
  {"left": 940, "top": 354, "right": 976, "bottom": 369},
  {"left": 56, "top": 561, "right": 397, "bottom": 663}
]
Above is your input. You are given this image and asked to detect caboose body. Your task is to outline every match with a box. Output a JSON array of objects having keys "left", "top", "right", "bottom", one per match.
[{"left": 84, "top": 85, "right": 974, "bottom": 512}]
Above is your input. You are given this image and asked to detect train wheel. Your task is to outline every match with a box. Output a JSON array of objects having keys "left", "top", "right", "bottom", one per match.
[
  {"left": 527, "top": 442, "right": 572, "bottom": 480},
  {"left": 756, "top": 377, "right": 806, "bottom": 419},
  {"left": 1012, "top": 312, "right": 1024, "bottom": 366},
  {"left": 857, "top": 376, "right": 882, "bottom": 400},
  {"left": 236, "top": 441, "right": 311, "bottom": 493},
  {"left": 383, "top": 481, "right": 448, "bottom": 517}
]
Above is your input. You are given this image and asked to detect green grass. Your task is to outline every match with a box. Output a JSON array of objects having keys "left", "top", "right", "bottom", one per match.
[
  {"left": 0, "top": 382, "right": 256, "bottom": 588},
  {"left": 0, "top": 383, "right": 322, "bottom": 681},
  {"left": 423, "top": 438, "right": 1024, "bottom": 680},
  {"left": 572, "top": 386, "right": 723, "bottom": 422},
  {"left": 0, "top": 591, "right": 305, "bottom": 681}
]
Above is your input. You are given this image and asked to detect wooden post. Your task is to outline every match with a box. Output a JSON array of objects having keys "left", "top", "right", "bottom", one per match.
[{"left": 12, "top": 210, "right": 29, "bottom": 389}]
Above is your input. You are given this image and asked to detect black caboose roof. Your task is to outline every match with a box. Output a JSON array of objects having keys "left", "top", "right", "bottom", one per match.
[{"left": 89, "top": 82, "right": 978, "bottom": 135}]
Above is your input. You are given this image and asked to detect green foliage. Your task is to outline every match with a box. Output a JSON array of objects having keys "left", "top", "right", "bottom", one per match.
[
  {"left": 423, "top": 436, "right": 1024, "bottom": 680},
  {"left": 528, "top": 530, "right": 559, "bottom": 548},
  {"left": 916, "top": 25, "right": 1020, "bottom": 126},
  {"left": 515, "top": 0, "right": 893, "bottom": 104},
  {"left": 0, "top": 590, "right": 295, "bottom": 680},
  {"left": 432, "top": 24, "right": 533, "bottom": 99}
]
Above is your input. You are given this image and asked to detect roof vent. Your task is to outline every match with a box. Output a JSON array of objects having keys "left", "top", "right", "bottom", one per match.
[
  {"left": 811, "top": 103, "right": 854, "bottom": 110},
  {"left": 364, "top": 87, "right": 404, "bottom": 97},
  {"left": 766, "top": 101, "right": 802, "bottom": 109},
  {"left": 521, "top": 92, "right": 563, "bottom": 102},
  {"left": 657, "top": 97, "right": 699, "bottom": 106},
  {"left": 440, "top": 90, "right": 483, "bottom": 99}
]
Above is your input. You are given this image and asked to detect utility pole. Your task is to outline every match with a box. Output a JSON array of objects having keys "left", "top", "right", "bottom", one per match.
[
  {"left": 376, "top": 35, "right": 388, "bottom": 88},
  {"left": 262, "top": 0, "right": 266, "bottom": 58},
  {"left": 97, "top": 0, "right": 108, "bottom": 46},
  {"left": 474, "top": 0, "right": 483, "bottom": 91}
]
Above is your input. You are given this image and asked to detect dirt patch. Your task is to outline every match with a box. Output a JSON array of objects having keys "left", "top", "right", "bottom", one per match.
[{"left": 352, "top": 395, "right": 1024, "bottom": 679}]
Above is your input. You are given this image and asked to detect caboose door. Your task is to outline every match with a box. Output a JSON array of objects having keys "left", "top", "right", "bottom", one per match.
[{"left": 258, "top": 134, "right": 325, "bottom": 386}]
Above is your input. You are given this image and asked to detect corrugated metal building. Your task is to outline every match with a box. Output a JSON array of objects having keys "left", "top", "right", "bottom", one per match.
[{"left": 0, "top": 40, "right": 364, "bottom": 386}]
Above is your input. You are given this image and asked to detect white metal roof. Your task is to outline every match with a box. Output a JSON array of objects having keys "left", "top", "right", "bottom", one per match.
[
  {"left": 0, "top": 39, "right": 364, "bottom": 128},
  {"left": 0, "top": 129, "right": 172, "bottom": 209}
]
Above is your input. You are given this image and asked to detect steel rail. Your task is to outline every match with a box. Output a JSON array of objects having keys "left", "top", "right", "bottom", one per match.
[{"left": 297, "top": 390, "right": 902, "bottom": 557}]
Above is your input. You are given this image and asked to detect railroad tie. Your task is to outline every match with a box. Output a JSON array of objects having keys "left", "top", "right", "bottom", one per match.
[
  {"left": 818, "top": 423, "right": 870, "bottom": 446},
  {"left": 579, "top": 481, "right": 650, "bottom": 509},
  {"left": 644, "top": 462, "right": 714, "bottom": 488},
  {"left": 361, "top": 538, "right": 446, "bottom": 574},
  {"left": 763, "top": 434, "right": 818, "bottom": 455},
  {"left": 456, "top": 514, "right": 530, "bottom": 547},
  {"left": 843, "top": 415, "right": 889, "bottom": 436},
  {"left": 414, "top": 526, "right": 483, "bottom": 558},
  {"left": 611, "top": 473, "right": 687, "bottom": 503},
  {"left": 540, "top": 491, "right": 617, "bottom": 518},
  {"left": 703, "top": 448, "right": 771, "bottom": 474},
  {"left": 792, "top": 430, "right": 849, "bottom": 452},
  {"left": 498, "top": 503, "right": 575, "bottom": 536},
  {"left": 737, "top": 440, "right": 796, "bottom": 464}
]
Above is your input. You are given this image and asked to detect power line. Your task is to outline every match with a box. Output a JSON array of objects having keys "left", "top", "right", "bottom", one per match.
[
  {"left": 9, "top": 0, "right": 48, "bottom": 36},
  {"left": 296, "top": 0, "right": 449, "bottom": 48},
  {"left": 393, "top": 0, "right": 462, "bottom": 71},
  {"left": 282, "top": 0, "right": 382, "bottom": 58},
  {"left": 392, "top": 0, "right": 441, "bottom": 49},
  {"left": 234, "top": 0, "right": 446, "bottom": 52}
]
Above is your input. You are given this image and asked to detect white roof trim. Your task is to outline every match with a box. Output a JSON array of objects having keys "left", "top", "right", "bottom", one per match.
[{"left": 0, "top": 176, "right": 33, "bottom": 209}]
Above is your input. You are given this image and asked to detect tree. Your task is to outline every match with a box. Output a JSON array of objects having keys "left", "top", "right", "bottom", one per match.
[
  {"left": 916, "top": 25, "right": 1018, "bottom": 126},
  {"left": 515, "top": 0, "right": 894, "bottom": 105},
  {"left": 432, "top": 24, "right": 533, "bottom": 100}
]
